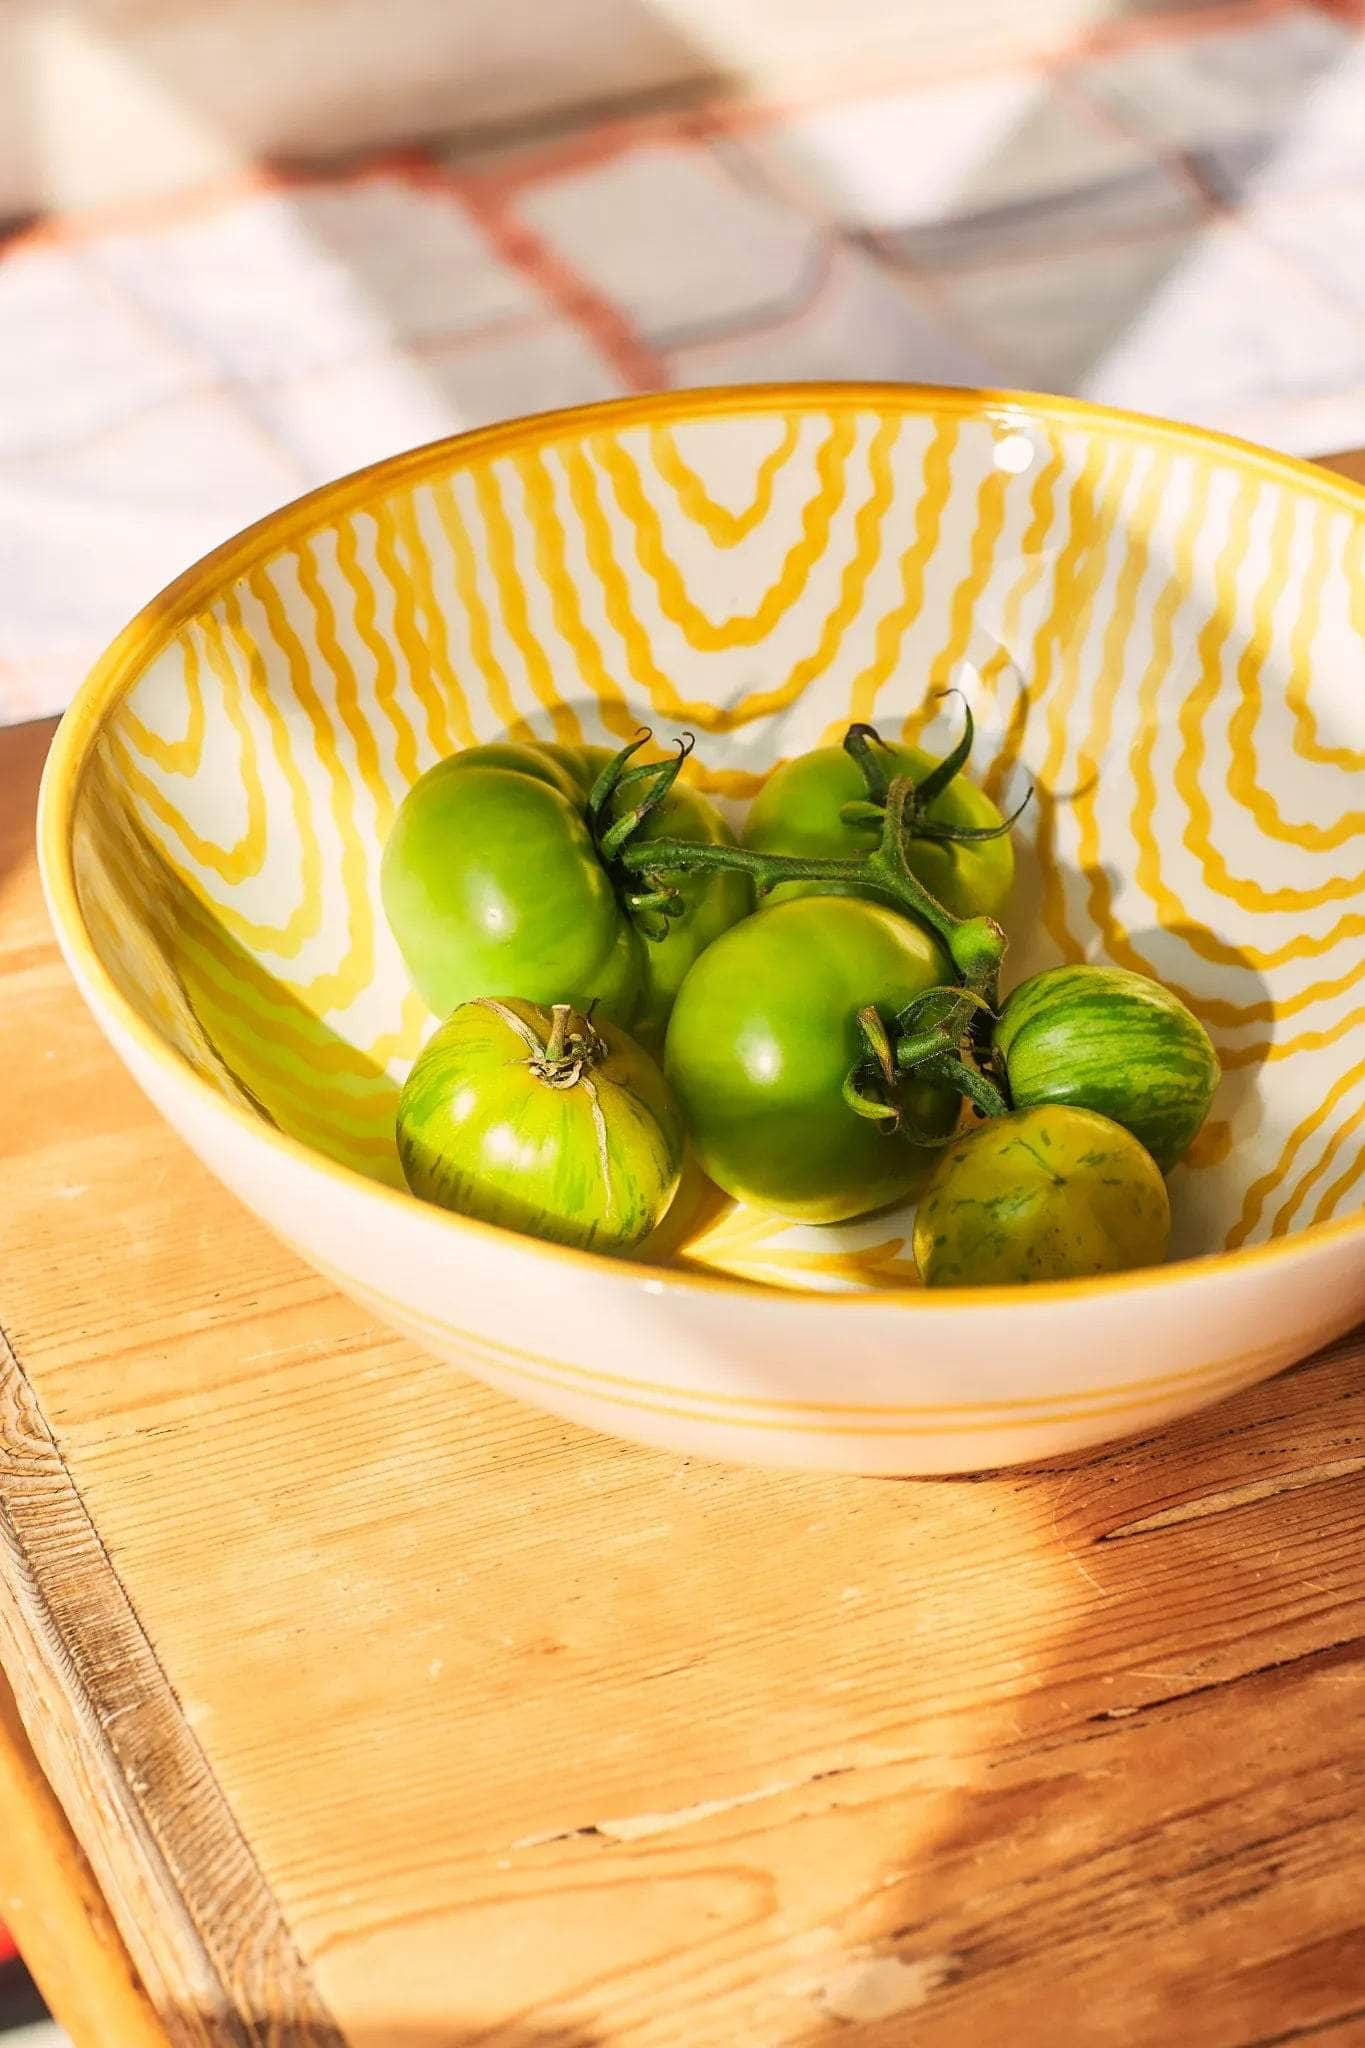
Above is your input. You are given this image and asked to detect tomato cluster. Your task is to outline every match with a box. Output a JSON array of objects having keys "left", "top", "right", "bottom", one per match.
[{"left": 383, "top": 710, "right": 1219, "bottom": 1283}]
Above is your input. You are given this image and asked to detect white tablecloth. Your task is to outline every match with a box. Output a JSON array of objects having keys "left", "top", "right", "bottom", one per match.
[{"left": 2, "top": 0, "right": 1362, "bottom": 724}]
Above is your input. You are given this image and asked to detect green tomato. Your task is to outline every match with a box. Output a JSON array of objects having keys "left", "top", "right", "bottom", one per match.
[
  {"left": 664, "top": 896, "right": 960, "bottom": 1225},
  {"left": 743, "top": 738, "right": 1013, "bottom": 922},
  {"left": 913, "top": 1104, "right": 1171, "bottom": 1287},
  {"left": 397, "top": 999, "right": 684, "bottom": 1253},
  {"left": 381, "top": 740, "right": 751, "bottom": 1036},
  {"left": 431, "top": 739, "right": 588, "bottom": 797},
  {"left": 993, "top": 965, "right": 1220, "bottom": 1173},
  {"left": 382, "top": 751, "right": 640, "bottom": 1021}
]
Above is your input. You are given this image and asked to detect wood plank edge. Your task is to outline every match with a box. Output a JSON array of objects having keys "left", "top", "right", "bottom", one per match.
[
  {"left": 0, "top": 1665, "right": 171, "bottom": 2048},
  {"left": 1316, "top": 448, "right": 1365, "bottom": 486},
  {"left": 0, "top": 1323, "right": 347, "bottom": 2048}
]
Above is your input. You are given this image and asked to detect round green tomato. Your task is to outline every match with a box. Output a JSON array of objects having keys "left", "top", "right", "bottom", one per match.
[
  {"left": 381, "top": 741, "right": 749, "bottom": 1035},
  {"left": 913, "top": 1104, "right": 1170, "bottom": 1287},
  {"left": 743, "top": 739, "right": 1013, "bottom": 921},
  {"left": 382, "top": 753, "right": 640, "bottom": 1021},
  {"left": 397, "top": 998, "right": 684, "bottom": 1253},
  {"left": 994, "top": 965, "right": 1219, "bottom": 1173},
  {"left": 664, "top": 897, "right": 960, "bottom": 1225},
  {"left": 433, "top": 739, "right": 589, "bottom": 798}
]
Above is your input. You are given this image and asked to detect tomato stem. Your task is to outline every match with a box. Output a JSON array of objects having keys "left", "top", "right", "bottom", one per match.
[
  {"left": 846, "top": 1005, "right": 957, "bottom": 1135},
  {"left": 602, "top": 714, "right": 1025, "bottom": 970},
  {"left": 843, "top": 702, "right": 1032, "bottom": 850},
  {"left": 544, "top": 1002, "right": 570, "bottom": 1063},
  {"left": 618, "top": 836, "right": 868, "bottom": 892},
  {"left": 843, "top": 722, "right": 896, "bottom": 803},
  {"left": 617, "top": 772, "right": 1008, "bottom": 991},
  {"left": 590, "top": 732, "right": 696, "bottom": 861},
  {"left": 924, "top": 1052, "right": 1010, "bottom": 1121},
  {"left": 519, "top": 1002, "right": 606, "bottom": 1089}
]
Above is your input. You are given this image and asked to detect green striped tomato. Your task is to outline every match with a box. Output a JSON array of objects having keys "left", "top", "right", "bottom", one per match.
[
  {"left": 913, "top": 1105, "right": 1171, "bottom": 1287},
  {"left": 396, "top": 999, "right": 684, "bottom": 1253},
  {"left": 992, "top": 965, "right": 1219, "bottom": 1173}
]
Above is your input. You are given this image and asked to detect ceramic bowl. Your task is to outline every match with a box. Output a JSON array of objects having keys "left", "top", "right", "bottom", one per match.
[{"left": 39, "top": 385, "right": 1365, "bottom": 1473}]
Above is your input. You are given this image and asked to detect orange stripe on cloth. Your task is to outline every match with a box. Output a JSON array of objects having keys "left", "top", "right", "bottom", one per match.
[
  {"left": 0, "top": 0, "right": 1303, "bottom": 254},
  {"left": 448, "top": 170, "right": 667, "bottom": 391}
]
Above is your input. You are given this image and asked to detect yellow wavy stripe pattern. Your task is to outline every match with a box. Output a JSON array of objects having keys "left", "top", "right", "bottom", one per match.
[
  {"left": 1177, "top": 479, "right": 1365, "bottom": 914},
  {"left": 388, "top": 492, "right": 476, "bottom": 753},
  {"left": 1226, "top": 497, "right": 1363, "bottom": 849},
  {"left": 1289, "top": 517, "right": 1365, "bottom": 772},
  {"left": 902, "top": 459, "right": 1010, "bottom": 746},
  {"left": 472, "top": 462, "right": 585, "bottom": 744},
  {"left": 80, "top": 403, "right": 1365, "bottom": 1270},
  {"left": 838, "top": 417, "right": 960, "bottom": 732},
  {"left": 1273, "top": 1090, "right": 1365, "bottom": 1237},
  {"left": 563, "top": 416, "right": 902, "bottom": 737},
  {"left": 430, "top": 475, "right": 532, "bottom": 743},
  {"left": 120, "top": 629, "right": 207, "bottom": 777},
  {"left": 978, "top": 432, "right": 1067, "bottom": 805},
  {"left": 109, "top": 604, "right": 325, "bottom": 957},
  {"left": 1064, "top": 446, "right": 1178, "bottom": 966},
  {"left": 333, "top": 515, "right": 423, "bottom": 788},
  {"left": 1066, "top": 466, "right": 1363, "bottom": 1054},
  {"left": 1034, "top": 440, "right": 1138, "bottom": 962},
  {"left": 1229, "top": 1054, "right": 1365, "bottom": 1248},
  {"left": 1120, "top": 471, "right": 1365, "bottom": 984},
  {"left": 109, "top": 617, "right": 269, "bottom": 887},
  {"left": 294, "top": 534, "right": 397, "bottom": 837},
  {"left": 77, "top": 758, "right": 401, "bottom": 1172},
  {"left": 236, "top": 571, "right": 375, "bottom": 1013},
  {"left": 516, "top": 447, "right": 649, "bottom": 746},
  {"left": 651, "top": 417, "right": 803, "bottom": 546},
  {"left": 597, "top": 417, "right": 857, "bottom": 650},
  {"left": 1310, "top": 1104, "right": 1365, "bottom": 1226}
]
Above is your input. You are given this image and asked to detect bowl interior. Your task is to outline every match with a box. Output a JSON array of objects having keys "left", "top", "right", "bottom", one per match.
[{"left": 63, "top": 389, "right": 1365, "bottom": 1291}]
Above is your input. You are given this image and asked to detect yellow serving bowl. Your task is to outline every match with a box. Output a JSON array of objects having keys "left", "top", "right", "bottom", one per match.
[{"left": 39, "top": 385, "right": 1365, "bottom": 1472}]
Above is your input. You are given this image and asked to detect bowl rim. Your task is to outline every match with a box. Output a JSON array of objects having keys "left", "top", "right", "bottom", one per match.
[{"left": 37, "top": 379, "right": 1365, "bottom": 1310}]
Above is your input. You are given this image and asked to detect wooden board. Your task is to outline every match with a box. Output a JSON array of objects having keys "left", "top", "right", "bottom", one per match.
[
  {"left": 0, "top": 1667, "right": 167, "bottom": 2048},
  {"left": 1321, "top": 448, "right": 1365, "bottom": 487},
  {"left": 3, "top": 674, "right": 1365, "bottom": 2048}
]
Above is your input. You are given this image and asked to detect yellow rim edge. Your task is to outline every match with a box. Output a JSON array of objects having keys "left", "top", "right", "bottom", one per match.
[{"left": 37, "top": 380, "right": 1365, "bottom": 1316}]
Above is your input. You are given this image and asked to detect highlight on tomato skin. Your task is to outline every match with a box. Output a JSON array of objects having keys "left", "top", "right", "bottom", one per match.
[{"left": 396, "top": 998, "right": 685, "bottom": 1255}]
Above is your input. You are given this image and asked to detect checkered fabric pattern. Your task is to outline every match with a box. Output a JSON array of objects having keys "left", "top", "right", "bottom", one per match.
[{"left": 1, "top": 0, "right": 1362, "bottom": 724}]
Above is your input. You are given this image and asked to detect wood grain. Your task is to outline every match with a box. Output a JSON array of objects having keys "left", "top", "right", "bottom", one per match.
[
  {"left": 1, "top": 720, "right": 343, "bottom": 2048},
  {"left": 0, "top": 1666, "right": 168, "bottom": 2048},
  {"left": 2, "top": 644, "right": 1365, "bottom": 2048}
]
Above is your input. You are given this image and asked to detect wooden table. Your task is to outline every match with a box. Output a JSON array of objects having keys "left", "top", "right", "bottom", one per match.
[{"left": 3, "top": 453, "right": 1365, "bottom": 2048}]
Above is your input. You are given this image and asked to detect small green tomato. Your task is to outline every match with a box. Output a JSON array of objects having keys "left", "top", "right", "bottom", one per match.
[
  {"left": 380, "top": 739, "right": 752, "bottom": 1039},
  {"left": 743, "top": 735, "right": 1014, "bottom": 922},
  {"left": 912, "top": 1104, "right": 1171, "bottom": 1287},
  {"left": 397, "top": 999, "right": 684, "bottom": 1254},
  {"left": 993, "top": 965, "right": 1219, "bottom": 1173}
]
